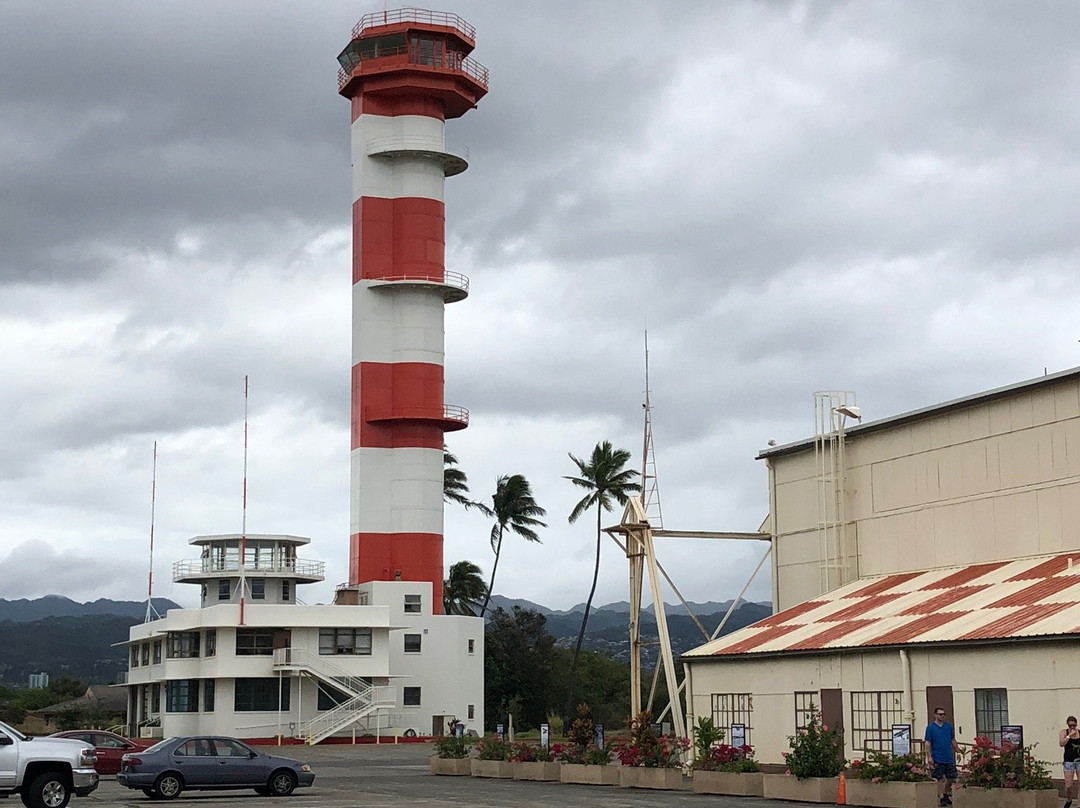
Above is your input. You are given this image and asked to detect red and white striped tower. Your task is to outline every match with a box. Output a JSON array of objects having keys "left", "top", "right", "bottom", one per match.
[{"left": 338, "top": 9, "right": 488, "bottom": 613}]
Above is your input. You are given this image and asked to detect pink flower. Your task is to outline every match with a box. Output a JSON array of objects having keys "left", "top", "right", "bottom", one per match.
[{"left": 785, "top": 770, "right": 792, "bottom": 777}]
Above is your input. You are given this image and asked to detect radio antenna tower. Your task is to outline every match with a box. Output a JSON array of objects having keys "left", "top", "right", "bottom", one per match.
[
  {"left": 238, "top": 375, "right": 250, "bottom": 626},
  {"left": 143, "top": 441, "right": 162, "bottom": 623},
  {"left": 641, "top": 331, "right": 663, "bottom": 528}
]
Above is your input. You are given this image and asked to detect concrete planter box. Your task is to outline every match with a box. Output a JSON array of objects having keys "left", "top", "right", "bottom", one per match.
[
  {"left": 559, "top": 764, "right": 620, "bottom": 785},
  {"left": 692, "top": 770, "right": 764, "bottom": 796},
  {"left": 429, "top": 756, "right": 471, "bottom": 776},
  {"left": 470, "top": 759, "right": 514, "bottom": 778},
  {"left": 954, "top": 788, "right": 1059, "bottom": 808},
  {"left": 845, "top": 779, "right": 940, "bottom": 807},
  {"left": 762, "top": 773, "right": 838, "bottom": 802},
  {"left": 512, "top": 761, "right": 561, "bottom": 781},
  {"left": 618, "top": 767, "right": 688, "bottom": 790}
]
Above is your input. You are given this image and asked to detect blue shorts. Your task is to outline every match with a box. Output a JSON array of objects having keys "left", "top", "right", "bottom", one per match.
[
  {"left": 1065, "top": 760, "right": 1080, "bottom": 773},
  {"left": 932, "top": 761, "right": 958, "bottom": 781}
]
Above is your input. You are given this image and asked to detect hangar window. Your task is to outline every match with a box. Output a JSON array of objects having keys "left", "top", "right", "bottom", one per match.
[
  {"left": 711, "top": 693, "right": 753, "bottom": 745},
  {"left": 794, "top": 691, "right": 818, "bottom": 732},
  {"left": 850, "top": 691, "right": 903, "bottom": 754},
  {"left": 974, "top": 688, "right": 1009, "bottom": 745}
]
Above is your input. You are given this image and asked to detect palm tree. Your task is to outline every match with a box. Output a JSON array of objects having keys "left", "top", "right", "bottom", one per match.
[
  {"left": 443, "top": 446, "right": 473, "bottom": 509},
  {"left": 475, "top": 474, "right": 547, "bottom": 617},
  {"left": 564, "top": 440, "right": 641, "bottom": 712},
  {"left": 443, "top": 560, "right": 488, "bottom": 615}
]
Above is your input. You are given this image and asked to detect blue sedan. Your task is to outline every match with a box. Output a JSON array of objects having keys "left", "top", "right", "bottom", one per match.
[{"left": 117, "top": 736, "right": 315, "bottom": 799}]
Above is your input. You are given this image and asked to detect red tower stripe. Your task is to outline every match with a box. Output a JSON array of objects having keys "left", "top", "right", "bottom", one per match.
[
  {"left": 353, "top": 197, "right": 445, "bottom": 284},
  {"left": 351, "top": 94, "right": 447, "bottom": 122},
  {"left": 350, "top": 531, "right": 444, "bottom": 614},
  {"left": 352, "top": 362, "right": 445, "bottom": 449}
]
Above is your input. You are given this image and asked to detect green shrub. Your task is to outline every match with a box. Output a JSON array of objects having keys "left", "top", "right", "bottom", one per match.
[
  {"left": 784, "top": 707, "right": 844, "bottom": 779},
  {"left": 849, "top": 751, "right": 931, "bottom": 782}
]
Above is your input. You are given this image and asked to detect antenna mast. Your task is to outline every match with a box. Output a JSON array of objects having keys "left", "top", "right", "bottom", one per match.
[
  {"left": 143, "top": 441, "right": 161, "bottom": 623},
  {"left": 239, "top": 376, "right": 249, "bottom": 626},
  {"left": 641, "top": 331, "right": 663, "bottom": 528}
]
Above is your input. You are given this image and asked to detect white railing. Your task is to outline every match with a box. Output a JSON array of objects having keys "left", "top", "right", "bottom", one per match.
[{"left": 172, "top": 558, "right": 325, "bottom": 578}]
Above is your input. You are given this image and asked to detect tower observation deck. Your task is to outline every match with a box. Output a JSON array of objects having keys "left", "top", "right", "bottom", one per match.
[{"left": 339, "top": 8, "right": 487, "bottom": 613}]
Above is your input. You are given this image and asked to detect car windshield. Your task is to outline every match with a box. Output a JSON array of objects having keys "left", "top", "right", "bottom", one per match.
[
  {"left": 142, "top": 737, "right": 177, "bottom": 754},
  {"left": 0, "top": 720, "right": 29, "bottom": 742}
]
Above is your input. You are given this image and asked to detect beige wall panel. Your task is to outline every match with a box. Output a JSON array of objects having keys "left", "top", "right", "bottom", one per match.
[
  {"left": 852, "top": 427, "right": 912, "bottom": 467},
  {"left": 1061, "top": 482, "right": 1080, "bottom": 549},
  {"left": 1055, "top": 382, "right": 1080, "bottom": 420},
  {"left": 988, "top": 399, "right": 1012, "bottom": 436},
  {"left": 947, "top": 410, "right": 973, "bottom": 447},
  {"left": 959, "top": 443, "right": 990, "bottom": 499},
  {"left": 1066, "top": 420, "right": 1080, "bottom": 477},
  {"left": 776, "top": 557, "right": 822, "bottom": 610},
  {"left": 773, "top": 450, "right": 818, "bottom": 486},
  {"left": 774, "top": 478, "right": 818, "bottom": 535},
  {"left": 1032, "top": 387, "right": 1057, "bottom": 426},
  {"left": 872, "top": 457, "right": 919, "bottom": 513},
  {"left": 1009, "top": 393, "right": 1035, "bottom": 430},
  {"left": 967, "top": 406, "right": 991, "bottom": 441},
  {"left": 929, "top": 417, "right": 951, "bottom": 451},
  {"left": 932, "top": 501, "right": 975, "bottom": 567},
  {"left": 998, "top": 430, "right": 1041, "bottom": 489},
  {"left": 912, "top": 508, "right": 937, "bottom": 570},
  {"left": 1049, "top": 424, "right": 1069, "bottom": 475},
  {"left": 778, "top": 529, "right": 822, "bottom": 565},
  {"left": 911, "top": 421, "right": 932, "bottom": 453},
  {"left": 1036, "top": 487, "right": 1063, "bottom": 554},
  {"left": 856, "top": 518, "right": 888, "bottom": 577}
]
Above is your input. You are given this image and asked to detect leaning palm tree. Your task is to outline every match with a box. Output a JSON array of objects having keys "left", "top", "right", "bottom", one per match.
[
  {"left": 474, "top": 474, "right": 547, "bottom": 617},
  {"left": 443, "top": 446, "right": 473, "bottom": 509},
  {"left": 564, "top": 441, "right": 641, "bottom": 712},
  {"left": 443, "top": 560, "right": 488, "bottom": 615}
]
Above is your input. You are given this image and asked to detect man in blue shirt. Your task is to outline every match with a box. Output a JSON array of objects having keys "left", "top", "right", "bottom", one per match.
[{"left": 924, "top": 707, "right": 960, "bottom": 807}]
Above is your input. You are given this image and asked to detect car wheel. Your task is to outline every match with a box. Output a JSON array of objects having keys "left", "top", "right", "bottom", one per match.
[
  {"left": 403, "top": 728, "right": 417, "bottom": 738},
  {"left": 268, "top": 770, "right": 297, "bottom": 797},
  {"left": 153, "top": 772, "right": 183, "bottom": 800},
  {"left": 23, "top": 772, "right": 71, "bottom": 808}
]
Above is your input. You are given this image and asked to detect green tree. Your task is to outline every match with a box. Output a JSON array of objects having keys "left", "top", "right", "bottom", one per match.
[
  {"left": 484, "top": 607, "right": 558, "bottom": 731},
  {"left": 443, "top": 446, "right": 473, "bottom": 509},
  {"left": 564, "top": 441, "right": 640, "bottom": 713},
  {"left": 474, "top": 474, "right": 546, "bottom": 617},
  {"left": 443, "top": 560, "right": 488, "bottom": 616}
]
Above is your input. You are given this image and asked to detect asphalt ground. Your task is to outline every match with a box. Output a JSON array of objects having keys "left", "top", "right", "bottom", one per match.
[{"left": 82, "top": 742, "right": 823, "bottom": 807}]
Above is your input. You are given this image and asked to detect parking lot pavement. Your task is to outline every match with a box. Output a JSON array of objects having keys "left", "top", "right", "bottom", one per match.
[{"left": 86, "top": 742, "right": 817, "bottom": 807}]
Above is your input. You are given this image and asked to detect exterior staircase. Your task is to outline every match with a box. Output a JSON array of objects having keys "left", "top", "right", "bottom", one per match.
[{"left": 272, "top": 647, "right": 396, "bottom": 744}]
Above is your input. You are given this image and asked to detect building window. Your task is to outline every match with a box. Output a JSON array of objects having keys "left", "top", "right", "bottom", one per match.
[
  {"left": 403, "top": 687, "right": 421, "bottom": 706},
  {"left": 166, "top": 631, "right": 200, "bottom": 659},
  {"left": 140, "top": 686, "right": 150, "bottom": 719},
  {"left": 468, "top": 639, "right": 475, "bottom": 654},
  {"left": 165, "top": 679, "right": 200, "bottom": 713},
  {"left": 201, "top": 584, "right": 208, "bottom": 602},
  {"left": 205, "top": 629, "right": 216, "bottom": 657},
  {"left": 404, "top": 634, "right": 422, "bottom": 653},
  {"left": 251, "top": 579, "right": 265, "bottom": 600},
  {"left": 319, "top": 628, "right": 372, "bottom": 655},
  {"left": 152, "top": 640, "right": 162, "bottom": 664},
  {"left": 151, "top": 683, "right": 160, "bottom": 713},
  {"left": 975, "top": 688, "right": 1009, "bottom": 745},
  {"left": 317, "top": 684, "right": 353, "bottom": 711},
  {"left": 795, "top": 691, "right": 817, "bottom": 732},
  {"left": 282, "top": 580, "right": 292, "bottom": 602},
  {"left": 234, "top": 678, "right": 290, "bottom": 712},
  {"left": 218, "top": 579, "right": 230, "bottom": 600},
  {"left": 711, "top": 693, "right": 753, "bottom": 745},
  {"left": 203, "top": 680, "right": 215, "bottom": 712},
  {"left": 236, "top": 628, "right": 276, "bottom": 656},
  {"left": 140, "top": 643, "right": 150, "bottom": 666},
  {"left": 850, "top": 691, "right": 903, "bottom": 754},
  {"left": 404, "top": 594, "right": 422, "bottom": 614},
  {"left": 130, "top": 646, "right": 139, "bottom": 668},
  {"left": 467, "top": 704, "right": 475, "bottom": 720}
]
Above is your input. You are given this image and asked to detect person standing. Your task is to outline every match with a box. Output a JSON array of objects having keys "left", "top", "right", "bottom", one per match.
[
  {"left": 1060, "top": 715, "right": 1080, "bottom": 808},
  {"left": 924, "top": 707, "right": 960, "bottom": 807}
]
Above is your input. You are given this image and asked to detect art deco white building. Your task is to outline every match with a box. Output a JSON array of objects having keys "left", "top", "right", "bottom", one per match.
[
  {"left": 123, "top": 534, "right": 483, "bottom": 742},
  {"left": 685, "top": 367, "right": 1080, "bottom": 774}
]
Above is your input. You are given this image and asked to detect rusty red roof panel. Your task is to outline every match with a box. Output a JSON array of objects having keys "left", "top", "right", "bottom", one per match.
[
  {"left": 718, "top": 624, "right": 802, "bottom": 655},
  {"left": 865, "top": 612, "right": 970, "bottom": 646},
  {"left": 754, "top": 600, "right": 829, "bottom": 627},
  {"left": 919, "top": 562, "right": 1008, "bottom": 590},
  {"left": 984, "top": 576, "right": 1080, "bottom": 608},
  {"left": 787, "top": 619, "right": 876, "bottom": 650},
  {"left": 843, "top": 571, "right": 924, "bottom": 599},
  {"left": 899, "top": 586, "right": 989, "bottom": 615},
  {"left": 1006, "top": 554, "right": 1080, "bottom": 581},
  {"left": 957, "top": 603, "right": 1069, "bottom": 640},
  {"left": 824, "top": 593, "right": 904, "bottom": 623}
]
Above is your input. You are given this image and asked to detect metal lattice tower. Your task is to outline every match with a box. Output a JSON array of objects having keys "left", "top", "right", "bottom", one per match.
[{"left": 640, "top": 332, "right": 664, "bottom": 528}]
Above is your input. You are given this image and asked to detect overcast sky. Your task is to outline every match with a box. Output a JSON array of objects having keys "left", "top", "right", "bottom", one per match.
[{"left": 2, "top": 1, "right": 1079, "bottom": 614}]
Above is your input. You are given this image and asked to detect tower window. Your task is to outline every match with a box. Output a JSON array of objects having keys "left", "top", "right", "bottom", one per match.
[
  {"left": 282, "top": 580, "right": 292, "bottom": 601},
  {"left": 236, "top": 628, "right": 275, "bottom": 656},
  {"left": 404, "top": 594, "right": 422, "bottom": 614},
  {"left": 468, "top": 704, "right": 475, "bottom": 720},
  {"left": 468, "top": 639, "right": 475, "bottom": 654},
  {"left": 319, "top": 628, "right": 372, "bottom": 655},
  {"left": 404, "top": 634, "right": 422, "bottom": 653},
  {"left": 218, "top": 579, "right": 230, "bottom": 600},
  {"left": 403, "top": 687, "right": 421, "bottom": 706},
  {"left": 251, "top": 579, "right": 265, "bottom": 600}
]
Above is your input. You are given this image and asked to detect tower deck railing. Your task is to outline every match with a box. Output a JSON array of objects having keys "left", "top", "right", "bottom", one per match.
[
  {"left": 172, "top": 558, "right": 325, "bottom": 579},
  {"left": 352, "top": 8, "right": 476, "bottom": 41},
  {"left": 338, "top": 51, "right": 488, "bottom": 91}
]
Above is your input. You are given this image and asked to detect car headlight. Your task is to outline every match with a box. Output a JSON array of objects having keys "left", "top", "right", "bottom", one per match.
[
  {"left": 80, "top": 749, "right": 97, "bottom": 767},
  {"left": 299, "top": 764, "right": 311, "bottom": 772}
]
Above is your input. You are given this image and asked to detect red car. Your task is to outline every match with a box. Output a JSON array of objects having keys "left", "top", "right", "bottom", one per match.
[{"left": 50, "top": 730, "right": 156, "bottom": 775}]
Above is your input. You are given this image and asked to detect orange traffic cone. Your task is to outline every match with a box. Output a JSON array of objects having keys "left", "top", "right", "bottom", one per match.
[{"left": 836, "top": 771, "right": 847, "bottom": 805}]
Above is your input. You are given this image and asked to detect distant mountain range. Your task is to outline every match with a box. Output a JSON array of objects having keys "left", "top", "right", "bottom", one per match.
[{"left": 0, "top": 596, "right": 181, "bottom": 623}]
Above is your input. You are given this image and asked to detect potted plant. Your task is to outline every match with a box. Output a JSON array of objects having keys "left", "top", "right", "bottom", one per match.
[
  {"left": 955, "top": 737, "right": 1056, "bottom": 808},
  {"left": 510, "top": 741, "right": 560, "bottom": 781},
  {"left": 763, "top": 706, "right": 845, "bottom": 803},
  {"left": 558, "top": 704, "right": 620, "bottom": 785},
  {"left": 846, "top": 750, "right": 937, "bottom": 807},
  {"left": 614, "top": 710, "right": 690, "bottom": 790},
  {"left": 470, "top": 736, "right": 514, "bottom": 778},
  {"left": 691, "top": 716, "right": 763, "bottom": 796},
  {"left": 429, "top": 734, "right": 473, "bottom": 776}
]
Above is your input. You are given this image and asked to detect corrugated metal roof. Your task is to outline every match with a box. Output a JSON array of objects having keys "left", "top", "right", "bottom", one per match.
[{"left": 684, "top": 552, "right": 1080, "bottom": 659}]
